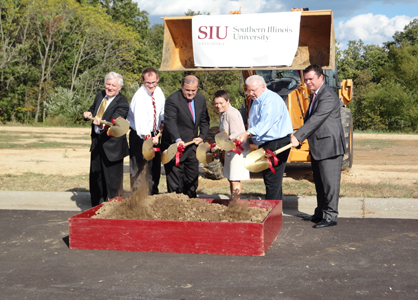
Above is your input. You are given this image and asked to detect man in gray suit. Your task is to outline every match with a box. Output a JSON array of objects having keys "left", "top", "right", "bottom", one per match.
[{"left": 291, "top": 64, "right": 345, "bottom": 228}]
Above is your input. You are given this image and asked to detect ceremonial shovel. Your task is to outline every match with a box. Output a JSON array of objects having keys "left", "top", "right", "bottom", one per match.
[
  {"left": 87, "top": 116, "right": 130, "bottom": 138},
  {"left": 215, "top": 131, "right": 236, "bottom": 151},
  {"left": 196, "top": 142, "right": 219, "bottom": 165},
  {"left": 142, "top": 132, "right": 162, "bottom": 161},
  {"left": 196, "top": 131, "right": 239, "bottom": 165},
  {"left": 161, "top": 140, "right": 195, "bottom": 165},
  {"left": 244, "top": 143, "right": 293, "bottom": 173}
]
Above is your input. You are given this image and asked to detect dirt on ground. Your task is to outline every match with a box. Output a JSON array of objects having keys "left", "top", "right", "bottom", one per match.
[
  {"left": 1, "top": 125, "right": 418, "bottom": 187},
  {"left": 93, "top": 192, "right": 271, "bottom": 223},
  {"left": 90, "top": 170, "right": 271, "bottom": 223}
]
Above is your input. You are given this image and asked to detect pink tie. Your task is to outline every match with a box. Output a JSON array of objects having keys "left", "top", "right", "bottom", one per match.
[
  {"left": 152, "top": 92, "right": 157, "bottom": 135},
  {"left": 188, "top": 100, "right": 194, "bottom": 123},
  {"left": 309, "top": 93, "right": 316, "bottom": 115}
]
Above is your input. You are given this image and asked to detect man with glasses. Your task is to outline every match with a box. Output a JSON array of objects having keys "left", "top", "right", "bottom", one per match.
[
  {"left": 161, "top": 75, "right": 210, "bottom": 198},
  {"left": 127, "top": 68, "right": 165, "bottom": 194},
  {"left": 237, "top": 75, "right": 293, "bottom": 200}
]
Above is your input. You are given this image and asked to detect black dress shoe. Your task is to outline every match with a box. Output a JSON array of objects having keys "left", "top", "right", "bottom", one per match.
[
  {"left": 313, "top": 220, "right": 337, "bottom": 228},
  {"left": 302, "top": 215, "right": 322, "bottom": 223}
]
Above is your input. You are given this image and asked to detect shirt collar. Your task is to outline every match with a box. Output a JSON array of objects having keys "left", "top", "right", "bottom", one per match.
[
  {"left": 142, "top": 85, "right": 154, "bottom": 97},
  {"left": 106, "top": 93, "right": 118, "bottom": 101},
  {"left": 314, "top": 82, "right": 324, "bottom": 95}
]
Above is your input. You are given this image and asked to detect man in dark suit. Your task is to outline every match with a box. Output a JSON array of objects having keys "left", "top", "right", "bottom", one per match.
[
  {"left": 162, "top": 75, "right": 210, "bottom": 198},
  {"left": 83, "top": 72, "right": 129, "bottom": 207},
  {"left": 291, "top": 64, "right": 345, "bottom": 228}
]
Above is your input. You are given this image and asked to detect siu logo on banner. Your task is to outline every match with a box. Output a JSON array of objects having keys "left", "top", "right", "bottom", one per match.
[{"left": 198, "top": 26, "right": 229, "bottom": 39}]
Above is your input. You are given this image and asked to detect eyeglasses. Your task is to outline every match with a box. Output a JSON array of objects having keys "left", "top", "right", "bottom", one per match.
[
  {"left": 144, "top": 81, "right": 158, "bottom": 86},
  {"left": 245, "top": 84, "right": 262, "bottom": 95}
]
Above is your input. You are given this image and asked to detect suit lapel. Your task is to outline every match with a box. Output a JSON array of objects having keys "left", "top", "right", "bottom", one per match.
[
  {"left": 93, "top": 91, "right": 107, "bottom": 116},
  {"left": 179, "top": 93, "right": 195, "bottom": 124},
  {"left": 308, "top": 87, "right": 324, "bottom": 117},
  {"left": 102, "top": 94, "right": 120, "bottom": 121}
]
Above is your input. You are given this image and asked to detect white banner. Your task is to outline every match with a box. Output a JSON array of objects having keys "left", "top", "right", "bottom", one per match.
[{"left": 192, "top": 12, "right": 302, "bottom": 67}]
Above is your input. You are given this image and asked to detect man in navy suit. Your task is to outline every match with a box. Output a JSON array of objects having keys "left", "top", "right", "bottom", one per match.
[
  {"left": 83, "top": 72, "right": 129, "bottom": 207},
  {"left": 291, "top": 65, "right": 345, "bottom": 228},
  {"left": 162, "top": 75, "right": 210, "bottom": 198}
]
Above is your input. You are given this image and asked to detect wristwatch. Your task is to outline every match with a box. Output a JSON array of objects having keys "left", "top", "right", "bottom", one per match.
[{"left": 246, "top": 131, "right": 251, "bottom": 137}]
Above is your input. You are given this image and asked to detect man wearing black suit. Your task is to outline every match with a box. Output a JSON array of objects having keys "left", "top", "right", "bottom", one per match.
[
  {"left": 83, "top": 72, "right": 129, "bottom": 207},
  {"left": 291, "top": 65, "right": 345, "bottom": 228},
  {"left": 162, "top": 75, "right": 210, "bottom": 198}
]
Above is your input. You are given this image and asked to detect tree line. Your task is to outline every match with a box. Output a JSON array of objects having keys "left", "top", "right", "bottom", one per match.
[{"left": 1, "top": 0, "right": 417, "bottom": 132}]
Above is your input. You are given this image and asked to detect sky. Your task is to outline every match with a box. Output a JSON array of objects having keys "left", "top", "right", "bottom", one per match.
[{"left": 134, "top": 0, "right": 418, "bottom": 49}]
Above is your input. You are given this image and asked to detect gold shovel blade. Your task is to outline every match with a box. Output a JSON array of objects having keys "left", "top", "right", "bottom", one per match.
[
  {"left": 215, "top": 131, "right": 236, "bottom": 151},
  {"left": 244, "top": 148, "right": 270, "bottom": 173},
  {"left": 196, "top": 142, "right": 214, "bottom": 165},
  {"left": 107, "top": 116, "right": 130, "bottom": 138},
  {"left": 142, "top": 138, "right": 156, "bottom": 161},
  {"left": 161, "top": 143, "right": 178, "bottom": 165}
]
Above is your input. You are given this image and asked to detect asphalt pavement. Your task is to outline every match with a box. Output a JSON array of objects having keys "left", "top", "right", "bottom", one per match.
[{"left": 0, "top": 192, "right": 417, "bottom": 299}]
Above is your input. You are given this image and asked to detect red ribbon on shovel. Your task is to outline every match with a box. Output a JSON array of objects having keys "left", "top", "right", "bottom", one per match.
[
  {"left": 145, "top": 135, "right": 160, "bottom": 153},
  {"left": 232, "top": 140, "right": 244, "bottom": 155},
  {"left": 105, "top": 118, "right": 117, "bottom": 137},
  {"left": 175, "top": 144, "right": 185, "bottom": 166},
  {"left": 265, "top": 149, "right": 279, "bottom": 174},
  {"left": 209, "top": 143, "right": 217, "bottom": 157}
]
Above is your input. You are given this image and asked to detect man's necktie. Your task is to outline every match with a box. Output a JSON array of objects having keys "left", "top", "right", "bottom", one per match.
[
  {"left": 152, "top": 92, "right": 157, "bottom": 135},
  {"left": 95, "top": 96, "right": 107, "bottom": 119},
  {"left": 188, "top": 100, "right": 194, "bottom": 123},
  {"left": 309, "top": 93, "right": 316, "bottom": 116}
]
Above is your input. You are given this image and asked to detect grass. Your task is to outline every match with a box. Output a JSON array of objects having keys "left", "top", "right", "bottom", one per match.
[
  {"left": 0, "top": 131, "right": 89, "bottom": 149},
  {"left": 354, "top": 130, "right": 418, "bottom": 135},
  {"left": 354, "top": 139, "right": 401, "bottom": 148},
  {"left": 1, "top": 127, "right": 417, "bottom": 198},
  {"left": 0, "top": 141, "right": 88, "bottom": 148},
  {"left": 1, "top": 172, "right": 417, "bottom": 199}
]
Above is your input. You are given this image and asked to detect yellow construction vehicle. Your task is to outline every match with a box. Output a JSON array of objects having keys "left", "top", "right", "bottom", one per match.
[{"left": 159, "top": 9, "right": 354, "bottom": 171}]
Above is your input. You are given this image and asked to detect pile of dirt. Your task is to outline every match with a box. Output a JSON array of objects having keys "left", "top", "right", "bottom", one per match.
[{"left": 92, "top": 192, "right": 272, "bottom": 223}]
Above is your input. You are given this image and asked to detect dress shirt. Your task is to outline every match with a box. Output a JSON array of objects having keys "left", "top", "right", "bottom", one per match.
[
  {"left": 188, "top": 99, "right": 196, "bottom": 123},
  {"left": 94, "top": 94, "right": 116, "bottom": 134},
  {"left": 127, "top": 85, "right": 165, "bottom": 138},
  {"left": 175, "top": 98, "right": 195, "bottom": 142},
  {"left": 309, "top": 82, "right": 324, "bottom": 115},
  {"left": 247, "top": 88, "right": 293, "bottom": 146}
]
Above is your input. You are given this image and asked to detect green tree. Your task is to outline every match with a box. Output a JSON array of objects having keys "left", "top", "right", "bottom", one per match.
[
  {"left": 386, "top": 19, "right": 418, "bottom": 47},
  {"left": 98, "top": 0, "right": 149, "bottom": 37}
]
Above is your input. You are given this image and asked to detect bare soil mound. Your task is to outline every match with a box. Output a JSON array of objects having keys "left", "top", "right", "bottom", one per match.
[{"left": 93, "top": 192, "right": 271, "bottom": 223}]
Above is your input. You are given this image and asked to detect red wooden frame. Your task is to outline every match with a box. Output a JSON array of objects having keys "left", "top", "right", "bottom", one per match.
[{"left": 69, "top": 198, "right": 282, "bottom": 256}]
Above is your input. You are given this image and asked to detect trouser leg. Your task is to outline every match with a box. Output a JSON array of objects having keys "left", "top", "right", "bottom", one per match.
[
  {"left": 150, "top": 151, "right": 161, "bottom": 194},
  {"left": 312, "top": 155, "right": 343, "bottom": 222},
  {"left": 182, "top": 148, "right": 199, "bottom": 198},
  {"left": 89, "top": 142, "right": 106, "bottom": 207},
  {"left": 261, "top": 135, "right": 291, "bottom": 200},
  {"left": 129, "top": 131, "right": 147, "bottom": 192},
  {"left": 165, "top": 159, "right": 184, "bottom": 194},
  {"left": 102, "top": 154, "right": 124, "bottom": 201}
]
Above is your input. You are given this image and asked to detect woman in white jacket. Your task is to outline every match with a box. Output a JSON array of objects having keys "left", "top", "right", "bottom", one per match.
[{"left": 213, "top": 90, "right": 250, "bottom": 199}]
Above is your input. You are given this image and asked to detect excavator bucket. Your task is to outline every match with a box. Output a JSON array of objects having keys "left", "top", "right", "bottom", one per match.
[{"left": 160, "top": 10, "right": 335, "bottom": 71}]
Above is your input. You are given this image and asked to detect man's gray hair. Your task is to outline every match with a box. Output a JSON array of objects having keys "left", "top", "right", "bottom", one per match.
[
  {"left": 181, "top": 75, "right": 199, "bottom": 86},
  {"left": 105, "top": 72, "right": 123, "bottom": 87},
  {"left": 245, "top": 75, "right": 265, "bottom": 86}
]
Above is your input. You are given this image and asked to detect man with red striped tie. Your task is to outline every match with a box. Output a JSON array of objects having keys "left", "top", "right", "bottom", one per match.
[{"left": 127, "top": 68, "right": 165, "bottom": 194}]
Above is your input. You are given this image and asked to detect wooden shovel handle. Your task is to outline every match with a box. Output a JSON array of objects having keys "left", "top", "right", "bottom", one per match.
[
  {"left": 265, "top": 143, "right": 293, "bottom": 158},
  {"left": 87, "top": 116, "right": 112, "bottom": 126},
  {"left": 183, "top": 140, "right": 195, "bottom": 147}
]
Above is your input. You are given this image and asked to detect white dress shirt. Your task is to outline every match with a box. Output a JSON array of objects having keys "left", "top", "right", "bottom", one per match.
[{"left": 127, "top": 85, "right": 165, "bottom": 139}]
